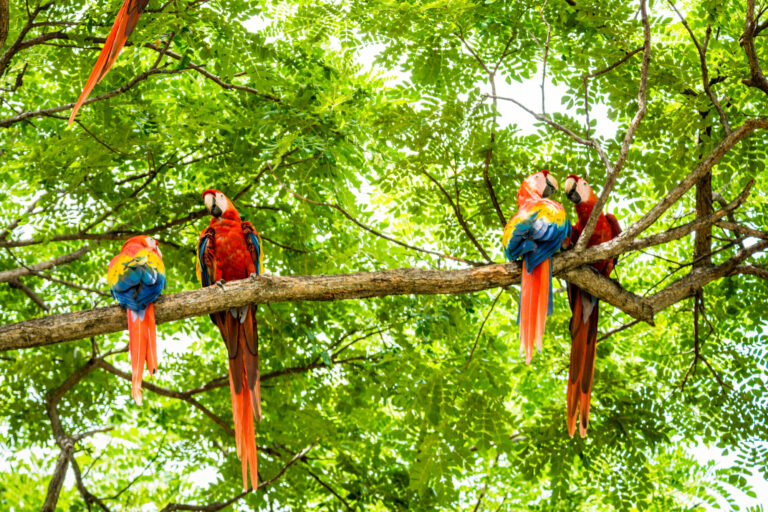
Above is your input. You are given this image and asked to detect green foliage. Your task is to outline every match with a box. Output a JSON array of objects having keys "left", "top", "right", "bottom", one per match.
[{"left": 2, "top": 0, "right": 768, "bottom": 510}]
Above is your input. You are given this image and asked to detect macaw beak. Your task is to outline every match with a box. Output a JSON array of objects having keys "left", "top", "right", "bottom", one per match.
[
  {"left": 564, "top": 177, "right": 581, "bottom": 204},
  {"left": 204, "top": 193, "right": 223, "bottom": 217},
  {"left": 542, "top": 174, "right": 558, "bottom": 198}
]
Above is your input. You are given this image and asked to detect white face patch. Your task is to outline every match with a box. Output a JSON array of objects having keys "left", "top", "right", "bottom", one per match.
[
  {"left": 577, "top": 179, "right": 592, "bottom": 201},
  {"left": 215, "top": 192, "right": 229, "bottom": 214},
  {"left": 146, "top": 236, "right": 161, "bottom": 258},
  {"left": 526, "top": 172, "right": 548, "bottom": 196}
]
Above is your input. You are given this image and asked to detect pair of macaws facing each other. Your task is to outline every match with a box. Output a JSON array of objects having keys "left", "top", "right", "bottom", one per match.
[
  {"left": 502, "top": 170, "right": 621, "bottom": 438},
  {"left": 107, "top": 189, "right": 263, "bottom": 490}
]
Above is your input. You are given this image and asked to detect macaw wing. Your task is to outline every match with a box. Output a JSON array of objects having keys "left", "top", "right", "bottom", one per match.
[
  {"left": 503, "top": 213, "right": 536, "bottom": 261},
  {"left": 196, "top": 228, "right": 216, "bottom": 287},
  {"left": 525, "top": 216, "right": 571, "bottom": 269},
  {"left": 504, "top": 202, "right": 570, "bottom": 267},
  {"left": 241, "top": 221, "right": 265, "bottom": 275},
  {"left": 107, "top": 250, "right": 164, "bottom": 311}
]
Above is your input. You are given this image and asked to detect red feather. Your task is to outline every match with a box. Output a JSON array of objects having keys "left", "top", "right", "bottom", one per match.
[
  {"left": 198, "top": 193, "right": 262, "bottom": 490},
  {"left": 566, "top": 183, "right": 621, "bottom": 437},
  {"left": 68, "top": 0, "right": 149, "bottom": 126}
]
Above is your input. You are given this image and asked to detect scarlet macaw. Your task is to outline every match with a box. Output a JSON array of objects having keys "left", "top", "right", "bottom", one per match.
[
  {"left": 563, "top": 175, "right": 621, "bottom": 437},
  {"left": 196, "top": 189, "right": 264, "bottom": 490},
  {"left": 503, "top": 170, "right": 570, "bottom": 364},
  {"left": 68, "top": 0, "right": 149, "bottom": 126},
  {"left": 107, "top": 235, "right": 165, "bottom": 404}
]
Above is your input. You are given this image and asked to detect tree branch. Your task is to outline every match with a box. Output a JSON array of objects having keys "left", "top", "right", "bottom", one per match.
[
  {"left": 743, "top": 0, "right": 768, "bottom": 94},
  {"left": 0, "top": 67, "right": 187, "bottom": 128},
  {"left": 668, "top": 3, "right": 730, "bottom": 134},
  {"left": 0, "top": 246, "right": 91, "bottom": 283},
  {"left": 272, "top": 171, "right": 482, "bottom": 266},
  {"left": 421, "top": 168, "right": 492, "bottom": 262},
  {"left": 159, "top": 441, "right": 317, "bottom": 511},
  {"left": 8, "top": 277, "right": 49, "bottom": 310},
  {"left": 575, "top": 0, "right": 651, "bottom": 251}
]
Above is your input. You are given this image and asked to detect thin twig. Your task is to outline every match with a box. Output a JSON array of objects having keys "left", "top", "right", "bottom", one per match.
[{"left": 466, "top": 290, "right": 503, "bottom": 365}]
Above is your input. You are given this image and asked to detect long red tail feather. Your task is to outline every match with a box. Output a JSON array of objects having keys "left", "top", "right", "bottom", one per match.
[
  {"left": 566, "top": 287, "right": 599, "bottom": 437},
  {"left": 520, "top": 259, "right": 551, "bottom": 364},
  {"left": 223, "top": 312, "right": 260, "bottom": 490},
  {"left": 127, "top": 304, "right": 157, "bottom": 405},
  {"left": 68, "top": 0, "right": 147, "bottom": 126}
]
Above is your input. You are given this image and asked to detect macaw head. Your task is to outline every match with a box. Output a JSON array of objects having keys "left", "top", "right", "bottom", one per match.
[
  {"left": 563, "top": 174, "right": 597, "bottom": 205},
  {"left": 203, "top": 189, "right": 238, "bottom": 220},
  {"left": 120, "top": 235, "right": 162, "bottom": 258},
  {"left": 523, "top": 170, "right": 559, "bottom": 198}
]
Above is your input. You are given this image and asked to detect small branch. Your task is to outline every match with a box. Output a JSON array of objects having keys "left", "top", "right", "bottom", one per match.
[
  {"left": 421, "top": 169, "right": 492, "bottom": 262},
  {"left": 260, "top": 234, "right": 310, "bottom": 254},
  {"left": 715, "top": 220, "right": 768, "bottom": 240},
  {"left": 272, "top": 171, "right": 483, "bottom": 266},
  {"left": 743, "top": 0, "right": 768, "bottom": 94},
  {"left": 575, "top": 0, "right": 651, "bottom": 251},
  {"left": 582, "top": 46, "right": 644, "bottom": 136},
  {"left": 0, "top": 246, "right": 91, "bottom": 282},
  {"left": 0, "top": 68, "right": 187, "bottom": 128},
  {"left": 732, "top": 264, "right": 768, "bottom": 280},
  {"left": 304, "top": 467, "right": 353, "bottom": 511},
  {"left": 0, "top": 194, "right": 43, "bottom": 241},
  {"left": 621, "top": 119, "right": 768, "bottom": 242},
  {"left": 667, "top": 3, "right": 730, "bottom": 133},
  {"left": 95, "top": 360, "right": 235, "bottom": 437},
  {"left": 596, "top": 318, "right": 641, "bottom": 343},
  {"left": 159, "top": 441, "right": 317, "bottom": 511},
  {"left": 538, "top": 0, "right": 551, "bottom": 114},
  {"left": 489, "top": 94, "right": 612, "bottom": 170},
  {"left": 72, "top": 426, "right": 114, "bottom": 441},
  {"left": 8, "top": 278, "right": 49, "bottom": 311},
  {"left": 466, "top": 290, "right": 503, "bottom": 365}
]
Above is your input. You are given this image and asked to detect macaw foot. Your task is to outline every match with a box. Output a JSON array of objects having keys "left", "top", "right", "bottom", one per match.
[
  {"left": 249, "top": 273, "right": 258, "bottom": 279},
  {"left": 216, "top": 279, "right": 227, "bottom": 290}
]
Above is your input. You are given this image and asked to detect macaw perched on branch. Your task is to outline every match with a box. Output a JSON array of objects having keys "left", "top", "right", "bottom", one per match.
[
  {"left": 503, "top": 170, "right": 570, "bottom": 364},
  {"left": 107, "top": 235, "right": 165, "bottom": 404},
  {"left": 68, "top": 0, "right": 149, "bottom": 126},
  {"left": 563, "top": 175, "right": 621, "bottom": 437},
  {"left": 197, "top": 189, "right": 264, "bottom": 490}
]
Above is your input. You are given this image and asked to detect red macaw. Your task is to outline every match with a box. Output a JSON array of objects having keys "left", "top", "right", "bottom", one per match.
[
  {"left": 563, "top": 175, "right": 621, "bottom": 437},
  {"left": 502, "top": 170, "right": 571, "bottom": 364},
  {"left": 196, "top": 189, "right": 264, "bottom": 490},
  {"left": 107, "top": 235, "right": 166, "bottom": 404},
  {"left": 68, "top": 0, "right": 149, "bottom": 126}
]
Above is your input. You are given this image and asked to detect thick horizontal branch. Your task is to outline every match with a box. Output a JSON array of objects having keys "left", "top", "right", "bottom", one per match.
[
  {"left": 1, "top": 262, "right": 642, "bottom": 351},
  {"left": 2, "top": 207, "right": 765, "bottom": 351}
]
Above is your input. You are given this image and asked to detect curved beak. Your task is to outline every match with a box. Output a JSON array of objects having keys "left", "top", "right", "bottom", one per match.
[
  {"left": 564, "top": 177, "right": 580, "bottom": 204},
  {"left": 203, "top": 193, "right": 223, "bottom": 218},
  {"left": 542, "top": 174, "right": 558, "bottom": 198}
]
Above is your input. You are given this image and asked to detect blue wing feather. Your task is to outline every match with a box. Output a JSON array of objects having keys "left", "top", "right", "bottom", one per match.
[
  {"left": 198, "top": 236, "right": 212, "bottom": 287},
  {"left": 110, "top": 264, "right": 165, "bottom": 312},
  {"left": 245, "top": 232, "right": 262, "bottom": 276},
  {"left": 504, "top": 211, "right": 571, "bottom": 270}
]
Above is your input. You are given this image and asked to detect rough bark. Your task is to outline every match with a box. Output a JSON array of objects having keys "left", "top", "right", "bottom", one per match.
[
  {"left": 0, "top": 263, "right": 648, "bottom": 351},
  {"left": 0, "top": 0, "right": 8, "bottom": 52}
]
